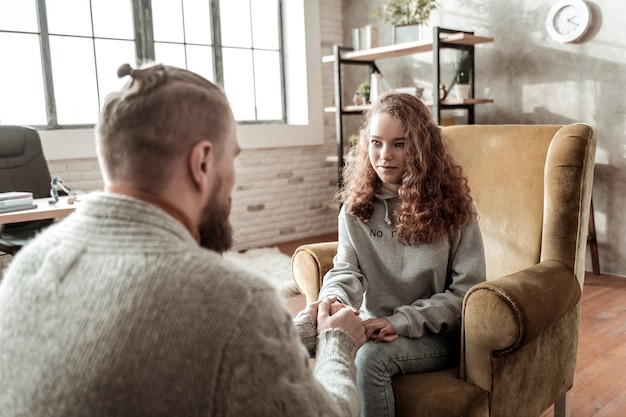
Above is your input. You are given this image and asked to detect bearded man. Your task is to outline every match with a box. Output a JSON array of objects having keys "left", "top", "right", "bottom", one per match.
[{"left": 0, "top": 63, "right": 365, "bottom": 417}]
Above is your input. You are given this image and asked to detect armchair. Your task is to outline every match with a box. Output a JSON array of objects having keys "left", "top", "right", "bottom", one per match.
[{"left": 292, "top": 124, "right": 596, "bottom": 417}]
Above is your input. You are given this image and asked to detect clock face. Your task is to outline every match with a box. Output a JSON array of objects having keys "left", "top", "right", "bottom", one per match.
[
  {"left": 554, "top": 5, "right": 579, "bottom": 35},
  {"left": 546, "top": 0, "right": 591, "bottom": 43}
]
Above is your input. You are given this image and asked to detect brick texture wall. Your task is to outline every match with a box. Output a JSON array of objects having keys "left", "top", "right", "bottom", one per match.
[{"left": 1, "top": 0, "right": 343, "bottom": 272}]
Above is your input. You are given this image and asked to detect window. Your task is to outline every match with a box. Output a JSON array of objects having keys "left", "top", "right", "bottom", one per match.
[{"left": 0, "top": 0, "right": 285, "bottom": 127}]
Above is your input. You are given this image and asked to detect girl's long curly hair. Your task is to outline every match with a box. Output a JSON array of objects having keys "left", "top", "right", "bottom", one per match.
[{"left": 340, "top": 92, "right": 474, "bottom": 245}]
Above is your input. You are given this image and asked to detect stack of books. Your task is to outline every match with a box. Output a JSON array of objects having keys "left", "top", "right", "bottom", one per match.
[{"left": 0, "top": 192, "right": 37, "bottom": 213}]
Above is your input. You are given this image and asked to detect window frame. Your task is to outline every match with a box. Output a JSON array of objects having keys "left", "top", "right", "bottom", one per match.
[
  {"left": 20, "top": 0, "right": 286, "bottom": 128},
  {"left": 141, "top": 0, "right": 288, "bottom": 124},
  {"left": 36, "top": 0, "right": 323, "bottom": 157}
]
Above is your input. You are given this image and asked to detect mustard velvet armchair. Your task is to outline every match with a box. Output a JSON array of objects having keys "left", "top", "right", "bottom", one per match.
[{"left": 291, "top": 124, "right": 596, "bottom": 417}]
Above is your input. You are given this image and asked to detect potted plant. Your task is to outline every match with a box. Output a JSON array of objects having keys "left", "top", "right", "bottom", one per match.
[
  {"left": 357, "top": 82, "right": 371, "bottom": 104},
  {"left": 348, "top": 134, "right": 360, "bottom": 147},
  {"left": 371, "top": 0, "right": 439, "bottom": 43}
]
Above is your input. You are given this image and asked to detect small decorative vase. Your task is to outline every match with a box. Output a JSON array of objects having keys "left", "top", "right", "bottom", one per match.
[
  {"left": 370, "top": 71, "right": 384, "bottom": 103},
  {"left": 453, "top": 84, "right": 471, "bottom": 100},
  {"left": 393, "top": 24, "right": 425, "bottom": 44},
  {"left": 439, "top": 84, "right": 448, "bottom": 101}
]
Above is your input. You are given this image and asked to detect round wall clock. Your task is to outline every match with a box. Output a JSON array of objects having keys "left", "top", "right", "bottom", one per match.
[{"left": 546, "top": 0, "right": 592, "bottom": 43}]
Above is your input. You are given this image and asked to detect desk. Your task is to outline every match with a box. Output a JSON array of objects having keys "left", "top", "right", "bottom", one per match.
[{"left": 0, "top": 196, "right": 78, "bottom": 225}]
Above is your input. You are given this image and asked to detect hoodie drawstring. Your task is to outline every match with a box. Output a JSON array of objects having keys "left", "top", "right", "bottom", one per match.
[{"left": 382, "top": 199, "right": 392, "bottom": 226}]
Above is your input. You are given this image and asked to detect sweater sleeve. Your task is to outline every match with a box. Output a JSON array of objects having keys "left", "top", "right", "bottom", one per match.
[
  {"left": 318, "top": 208, "right": 366, "bottom": 309},
  {"left": 214, "top": 286, "right": 360, "bottom": 417},
  {"left": 293, "top": 310, "right": 317, "bottom": 356},
  {"left": 388, "top": 220, "right": 486, "bottom": 338}
]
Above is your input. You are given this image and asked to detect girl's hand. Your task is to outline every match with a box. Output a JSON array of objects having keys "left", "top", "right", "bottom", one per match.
[
  {"left": 330, "top": 301, "right": 360, "bottom": 316},
  {"left": 301, "top": 296, "right": 358, "bottom": 325},
  {"left": 317, "top": 297, "right": 367, "bottom": 348},
  {"left": 301, "top": 296, "right": 337, "bottom": 326},
  {"left": 363, "top": 317, "right": 399, "bottom": 343}
]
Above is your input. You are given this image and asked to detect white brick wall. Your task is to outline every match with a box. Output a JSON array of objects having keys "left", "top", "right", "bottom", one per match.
[
  {"left": 1, "top": 0, "right": 344, "bottom": 272},
  {"left": 47, "top": 159, "right": 105, "bottom": 193}
]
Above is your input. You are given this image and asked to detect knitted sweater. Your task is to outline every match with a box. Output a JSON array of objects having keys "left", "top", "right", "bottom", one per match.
[
  {"left": 0, "top": 192, "right": 359, "bottom": 417},
  {"left": 319, "top": 188, "right": 486, "bottom": 338}
]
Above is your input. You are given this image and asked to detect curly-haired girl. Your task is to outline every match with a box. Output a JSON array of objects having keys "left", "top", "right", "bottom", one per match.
[{"left": 319, "top": 91, "right": 486, "bottom": 417}]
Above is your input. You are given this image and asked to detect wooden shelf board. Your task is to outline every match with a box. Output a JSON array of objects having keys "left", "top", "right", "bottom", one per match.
[
  {"left": 324, "top": 105, "right": 369, "bottom": 113},
  {"left": 439, "top": 98, "right": 494, "bottom": 105},
  {"left": 322, "top": 32, "right": 493, "bottom": 63},
  {"left": 324, "top": 98, "right": 493, "bottom": 113}
]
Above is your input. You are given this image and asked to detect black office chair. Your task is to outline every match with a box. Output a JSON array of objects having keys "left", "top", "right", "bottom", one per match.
[{"left": 0, "top": 125, "right": 54, "bottom": 255}]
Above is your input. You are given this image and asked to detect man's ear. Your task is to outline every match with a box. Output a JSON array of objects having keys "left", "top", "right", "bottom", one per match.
[{"left": 188, "top": 140, "right": 213, "bottom": 192}]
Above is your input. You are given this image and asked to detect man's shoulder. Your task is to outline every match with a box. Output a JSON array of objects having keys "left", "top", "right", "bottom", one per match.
[{"left": 177, "top": 249, "right": 279, "bottom": 296}]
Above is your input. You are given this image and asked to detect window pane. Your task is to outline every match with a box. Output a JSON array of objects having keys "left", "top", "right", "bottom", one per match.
[
  {"left": 184, "top": 0, "right": 212, "bottom": 45},
  {"left": 220, "top": 0, "right": 251, "bottom": 48},
  {"left": 91, "top": 0, "right": 134, "bottom": 39},
  {"left": 0, "top": 33, "right": 47, "bottom": 125},
  {"left": 254, "top": 50, "right": 282, "bottom": 120},
  {"left": 154, "top": 42, "right": 187, "bottom": 68},
  {"left": 94, "top": 39, "right": 135, "bottom": 107},
  {"left": 152, "top": 0, "right": 184, "bottom": 43},
  {"left": 0, "top": 0, "right": 38, "bottom": 32},
  {"left": 222, "top": 48, "right": 255, "bottom": 121},
  {"left": 46, "top": 0, "right": 93, "bottom": 36},
  {"left": 1, "top": 0, "right": 285, "bottom": 128},
  {"left": 186, "top": 45, "right": 214, "bottom": 83},
  {"left": 251, "top": 0, "right": 279, "bottom": 50},
  {"left": 50, "top": 36, "right": 99, "bottom": 124}
]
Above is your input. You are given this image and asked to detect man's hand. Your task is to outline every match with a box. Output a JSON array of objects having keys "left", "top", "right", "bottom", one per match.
[
  {"left": 317, "top": 297, "right": 366, "bottom": 348},
  {"left": 363, "top": 317, "right": 399, "bottom": 343}
]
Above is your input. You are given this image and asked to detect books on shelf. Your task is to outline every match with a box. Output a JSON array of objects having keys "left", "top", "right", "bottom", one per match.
[
  {"left": 0, "top": 204, "right": 37, "bottom": 214},
  {"left": 0, "top": 191, "right": 35, "bottom": 213},
  {"left": 0, "top": 191, "right": 33, "bottom": 201}
]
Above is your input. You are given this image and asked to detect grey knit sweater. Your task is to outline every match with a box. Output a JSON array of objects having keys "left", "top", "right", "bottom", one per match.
[
  {"left": 320, "top": 188, "right": 486, "bottom": 338},
  {"left": 0, "top": 192, "right": 359, "bottom": 417}
]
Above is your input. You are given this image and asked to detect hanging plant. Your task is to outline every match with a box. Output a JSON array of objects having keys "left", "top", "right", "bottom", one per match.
[
  {"left": 371, "top": 0, "right": 439, "bottom": 26},
  {"left": 454, "top": 49, "right": 471, "bottom": 84}
]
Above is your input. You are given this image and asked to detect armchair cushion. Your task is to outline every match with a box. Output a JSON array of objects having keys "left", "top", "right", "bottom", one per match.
[{"left": 393, "top": 367, "right": 488, "bottom": 417}]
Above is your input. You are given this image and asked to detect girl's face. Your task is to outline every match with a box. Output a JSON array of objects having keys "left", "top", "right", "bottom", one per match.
[{"left": 368, "top": 112, "right": 406, "bottom": 192}]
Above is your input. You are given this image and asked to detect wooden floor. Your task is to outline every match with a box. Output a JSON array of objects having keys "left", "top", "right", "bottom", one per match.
[
  {"left": 277, "top": 234, "right": 626, "bottom": 417},
  {"left": 540, "top": 273, "right": 626, "bottom": 417}
]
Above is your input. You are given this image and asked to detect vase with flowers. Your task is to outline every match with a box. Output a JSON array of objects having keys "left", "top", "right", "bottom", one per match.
[{"left": 371, "top": 0, "right": 439, "bottom": 44}]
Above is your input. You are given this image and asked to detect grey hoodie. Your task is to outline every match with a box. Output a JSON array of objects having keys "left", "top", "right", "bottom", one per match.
[{"left": 319, "top": 188, "right": 486, "bottom": 338}]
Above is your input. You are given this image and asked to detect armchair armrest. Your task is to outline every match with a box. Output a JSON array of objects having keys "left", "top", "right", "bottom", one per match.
[
  {"left": 291, "top": 242, "right": 338, "bottom": 304},
  {"left": 461, "top": 259, "right": 581, "bottom": 390}
]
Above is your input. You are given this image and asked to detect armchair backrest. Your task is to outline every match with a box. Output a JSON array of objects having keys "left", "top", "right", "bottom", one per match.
[
  {"left": 0, "top": 125, "right": 52, "bottom": 198},
  {"left": 442, "top": 124, "right": 596, "bottom": 288}
]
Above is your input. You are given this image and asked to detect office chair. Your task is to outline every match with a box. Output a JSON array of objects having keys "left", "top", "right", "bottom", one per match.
[{"left": 0, "top": 125, "right": 54, "bottom": 255}]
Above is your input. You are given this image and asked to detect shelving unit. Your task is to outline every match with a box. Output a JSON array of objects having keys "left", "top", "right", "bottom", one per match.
[{"left": 323, "top": 26, "right": 494, "bottom": 187}]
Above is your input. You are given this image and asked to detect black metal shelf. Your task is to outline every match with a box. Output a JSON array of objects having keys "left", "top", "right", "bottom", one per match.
[{"left": 323, "top": 26, "right": 494, "bottom": 187}]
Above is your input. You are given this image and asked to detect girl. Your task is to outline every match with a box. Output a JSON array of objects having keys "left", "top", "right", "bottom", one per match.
[{"left": 319, "top": 92, "right": 486, "bottom": 417}]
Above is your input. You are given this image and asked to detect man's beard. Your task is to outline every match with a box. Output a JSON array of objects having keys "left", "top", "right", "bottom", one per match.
[{"left": 198, "top": 178, "right": 233, "bottom": 253}]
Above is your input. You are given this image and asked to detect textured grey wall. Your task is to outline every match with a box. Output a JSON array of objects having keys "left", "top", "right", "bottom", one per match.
[{"left": 339, "top": 0, "right": 625, "bottom": 276}]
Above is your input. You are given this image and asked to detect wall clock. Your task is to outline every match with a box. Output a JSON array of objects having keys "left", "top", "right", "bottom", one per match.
[{"left": 546, "top": 0, "right": 592, "bottom": 43}]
